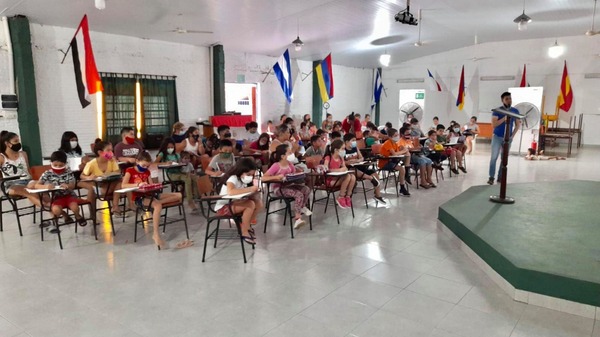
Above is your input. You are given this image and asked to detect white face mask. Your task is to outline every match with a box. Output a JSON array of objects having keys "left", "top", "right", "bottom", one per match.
[
  {"left": 453, "top": 128, "right": 460, "bottom": 133},
  {"left": 167, "top": 148, "right": 174, "bottom": 154},
  {"left": 179, "top": 130, "right": 186, "bottom": 136},
  {"left": 241, "top": 175, "right": 253, "bottom": 184},
  {"left": 339, "top": 149, "right": 346, "bottom": 157},
  {"left": 286, "top": 153, "right": 296, "bottom": 162},
  {"left": 70, "top": 141, "right": 78, "bottom": 149},
  {"left": 392, "top": 136, "right": 400, "bottom": 142}
]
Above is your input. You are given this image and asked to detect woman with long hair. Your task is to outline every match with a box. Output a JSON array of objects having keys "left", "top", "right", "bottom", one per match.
[{"left": 0, "top": 131, "right": 41, "bottom": 207}]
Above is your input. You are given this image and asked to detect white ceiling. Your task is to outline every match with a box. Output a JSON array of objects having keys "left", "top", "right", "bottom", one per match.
[{"left": 2, "top": 0, "right": 598, "bottom": 68}]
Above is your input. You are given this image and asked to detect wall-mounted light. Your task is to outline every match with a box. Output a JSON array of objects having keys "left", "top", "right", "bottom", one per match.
[
  {"left": 135, "top": 81, "right": 142, "bottom": 138},
  {"left": 95, "top": 0, "right": 106, "bottom": 10},
  {"left": 379, "top": 53, "right": 391, "bottom": 67},
  {"left": 96, "top": 90, "right": 103, "bottom": 139},
  {"left": 548, "top": 40, "right": 564, "bottom": 58}
]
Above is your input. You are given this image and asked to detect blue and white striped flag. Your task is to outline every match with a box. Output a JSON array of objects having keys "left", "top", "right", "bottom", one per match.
[
  {"left": 371, "top": 69, "right": 383, "bottom": 110},
  {"left": 273, "top": 49, "right": 293, "bottom": 103}
]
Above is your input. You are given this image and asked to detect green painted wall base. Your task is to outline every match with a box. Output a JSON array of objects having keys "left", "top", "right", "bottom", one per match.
[{"left": 438, "top": 180, "right": 600, "bottom": 307}]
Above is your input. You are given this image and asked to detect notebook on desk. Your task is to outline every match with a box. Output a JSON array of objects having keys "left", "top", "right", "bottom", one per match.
[
  {"left": 68, "top": 157, "right": 82, "bottom": 171},
  {"left": 449, "top": 136, "right": 459, "bottom": 144}
]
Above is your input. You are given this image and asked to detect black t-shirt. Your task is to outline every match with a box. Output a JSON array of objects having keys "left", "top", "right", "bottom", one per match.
[{"left": 344, "top": 147, "right": 360, "bottom": 161}]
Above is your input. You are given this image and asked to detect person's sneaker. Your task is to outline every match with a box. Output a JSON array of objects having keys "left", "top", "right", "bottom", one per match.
[
  {"left": 458, "top": 166, "right": 467, "bottom": 173},
  {"left": 371, "top": 176, "right": 380, "bottom": 187},
  {"left": 293, "top": 218, "right": 306, "bottom": 229},
  {"left": 301, "top": 206, "right": 313, "bottom": 216},
  {"left": 48, "top": 225, "right": 60, "bottom": 234},
  {"left": 336, "top": 197, "right": 348, "bottom": 209},
  {"left": 487, "top": 177, "right": 494, "bottom": 185},
  {"left": 451, "top": 168, "right": 460, "bottom": 175},
  {"left": 345, "top": 196, "right": 353, "bottom": 208},
  {"left": 400, "top": 185, "right": 411, "bottom": 197},
  {"left": 374, "top": 196, "right": 387, "bottom": 205}
]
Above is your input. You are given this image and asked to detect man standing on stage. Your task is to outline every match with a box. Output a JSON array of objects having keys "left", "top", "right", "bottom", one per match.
[{"left": 488, "top": 92, "right": 521, "bottom": 185}]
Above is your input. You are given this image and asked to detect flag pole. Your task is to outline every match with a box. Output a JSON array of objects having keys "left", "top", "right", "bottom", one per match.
[
  {"left": 301, "top": 70, "right": 314, "bottom": 81},
  {"left": 60, "top": 45, "right": 72, "bottom": 64},
  {"left": 261, "top": 68, "right": 272, "bottom": 82}
]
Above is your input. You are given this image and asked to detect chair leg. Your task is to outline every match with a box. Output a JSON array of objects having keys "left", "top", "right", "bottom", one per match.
[
  {"left": 236, "top": 219, "right": 248, "bottom": 264},
  {"left": 263, "top": 197, "right": 271, "bottom": 233},
  {"left": 0, "top": 200, "right": 3, "bottom": 232},
  {"left": 214, "top": 220, "right": 220, "bottom": 248},
  {"left": 40, "top": 209, "right": 45, "bottom": 242},
  {"left": 90, "top": 203, "right": 98, "bottom": 240},
  {"left": 181, "top": 205, "right": 189, "bottom": 239},
  {"left": 55, "top": 218, "right": 63, "bottom": 250},
  {"left": 162, "top": 207, "right": 168, "bottom": 233},
  {"left": 362, "top": 180, "right": 369, "bottom": 209},
  {"left": 288, "top": 202, "right": 294, "bottom": 239},
  {"left": 107, "top": 201, "right": 116, "bottom": 236},
  {"left": 202, "top": 220, "right": 211, "bottom": 262},
  {"left": 133, "top": 207, "right": 140, "bottom": 243},
  {"left": 331, "top": 192, "right": 340, "bottom": 225}
]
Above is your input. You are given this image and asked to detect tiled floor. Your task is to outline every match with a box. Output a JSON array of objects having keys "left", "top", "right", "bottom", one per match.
[{"left": 0, "top": 144, "right": 598, "bottom": 337}]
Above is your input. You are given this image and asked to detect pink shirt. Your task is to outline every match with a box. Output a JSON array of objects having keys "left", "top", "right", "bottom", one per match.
[
  {"left": 326, "top": 155, "right": 344, "bottom": 170},
  {"left": 266, "top": 162, "right": 295, "bottom": 190}
]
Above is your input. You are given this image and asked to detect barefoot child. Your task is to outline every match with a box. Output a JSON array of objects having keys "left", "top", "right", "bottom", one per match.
[
  {"left": 122, "top": 152, "right": 183, "bottom": 249},
  {"left": 214, "top": 158, "right": 260, "bottom": 244},
  {"left": 36, "top": 151, "right": 87, "bottom": 233},
  {"left": 525, "top": 148, "right": 566, "bottom": 160}
]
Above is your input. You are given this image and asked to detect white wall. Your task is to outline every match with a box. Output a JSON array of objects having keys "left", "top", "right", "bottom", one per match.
[
  {"left": 379, "top": 35, "right": 600, "bottom": 144},
  {"left": 0, "top": 19, "right": 22, "bottom": 134},
  {"left": 225, "top": 51, "right": 374, "bottom": 128},
  {"left": 29, "top": 23, "right": 211, "bottom": 155}
]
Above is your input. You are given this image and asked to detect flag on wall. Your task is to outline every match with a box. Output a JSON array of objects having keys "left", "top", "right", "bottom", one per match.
[
  {"left": 456, "top": 65, "right": 465, "bottom": 110},
  {"left": 315, "top": 53, "right": 334, "bottom": 102},
  {"left": 557, "top": 61, "right": 573, "bottom": 112},
  {"left": 371, "top": 69, "right": 383, "bottom": 110},
  {"left": 273, "top": 49, "right": 294, "bottom": 103},
  {"left": 70, "top": 15, "right": 103, "bottom": 108},
  {"left": 427, "top": 69, "right": 442, "bottom": 91},
  {"left": 519, "top": 64, "right": 527, "bottom": 87}
]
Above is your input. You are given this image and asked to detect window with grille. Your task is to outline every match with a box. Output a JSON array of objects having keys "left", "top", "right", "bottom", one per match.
[{"left": 100, "top": 73, "right": 178, "bottom": 148}]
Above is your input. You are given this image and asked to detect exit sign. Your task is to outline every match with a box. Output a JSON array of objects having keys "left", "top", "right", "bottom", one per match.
[{"left": 415, "top": 93, "right": 425, "bottom": 99}]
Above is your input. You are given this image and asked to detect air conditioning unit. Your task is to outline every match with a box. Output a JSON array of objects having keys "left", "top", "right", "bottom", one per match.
[{"left": 1, "top": 95, "right": 17, "bottom": 110}]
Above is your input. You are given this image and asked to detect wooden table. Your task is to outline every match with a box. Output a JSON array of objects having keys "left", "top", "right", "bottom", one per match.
[{"left": 539, "top": 133, "right": 574, "bottom": 157}]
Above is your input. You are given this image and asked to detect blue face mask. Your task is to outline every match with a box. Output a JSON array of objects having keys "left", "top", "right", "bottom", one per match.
[
  {"left": 351, "top": 141, "right": 357, "bottom": 148},
  {"left": 137, "top": 164, "right": 148, "bottom": 173}
]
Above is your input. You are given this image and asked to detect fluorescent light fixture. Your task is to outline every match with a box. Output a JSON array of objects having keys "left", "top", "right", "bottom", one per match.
[
  {"left": 95, "top": 0, "right": 105, "bottom": 10},
  {"left": 548, "top": 40, "right": 564, "bottom": 58},
  {"left": 584, "top": 73, "right": 600, "bottom": 78},
  {"left": 396, "top": 78, "right": 424, "bottom": 83},
  {"left": 480, "top": 76, "right": 516, "bottom": 81},
  {"left": 379, "top": 53, "right": 391, "bottom": 67}
]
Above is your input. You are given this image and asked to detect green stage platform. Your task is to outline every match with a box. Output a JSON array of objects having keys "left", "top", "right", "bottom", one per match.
[{"left": 438, "top": 180, "right": 600, "bottom": 307}]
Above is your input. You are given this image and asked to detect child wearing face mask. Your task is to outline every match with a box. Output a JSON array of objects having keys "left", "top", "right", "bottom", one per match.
[
  {"left": 342, "top": 133, "right": 386, "bottom": 204},
  {"left": 447, "top": 123, "right": 468, "bottom": 173},
  {"left": 323, "top": 139, "right": 357, "bottom": 209},
  {"left": 215, "top": 158, "right": 260, "bottom": 244},
  {"left": 122, "top": 152, "right": 183, "bottom": 249},
  {"left": 36, "top": 151, "right": 88, "bottom": 233},
  {"left": 206, "top": 140, "right": 235, "bottom": 177},
  {"left": 155, "top": 138, "right": 199, "bottom": 212},
  {"left": 263, "top": 144, "right": 312, "bottom": 229},
  {"left": 176, "top": 126, "right": 205, "bottom": 168},
  {"left": 81, "top": 140, "right": 122, "bottom": 214},
  {"left": 378, "top": 128, "right": 411, "bottom": 196}
]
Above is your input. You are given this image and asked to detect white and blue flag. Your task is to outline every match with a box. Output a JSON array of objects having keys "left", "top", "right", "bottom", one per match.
[
  {"left": 273, "top": 49, "right": 293, "bottom": 103},
  {"left": 371, "top": 69, "right": 383, "bottom": 110}
]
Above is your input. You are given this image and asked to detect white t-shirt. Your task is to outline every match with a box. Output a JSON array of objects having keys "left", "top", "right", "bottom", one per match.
[
  {"left": 245, "top": 131, "right": 260, "bottom": 142},
  {"left": 214, "top": 175, "right": 248, "bottom": 211}
]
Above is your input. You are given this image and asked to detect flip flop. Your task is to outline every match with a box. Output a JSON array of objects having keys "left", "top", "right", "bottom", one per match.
[{"left": 175, "top": 240, "right": 195, "bottom": 249}]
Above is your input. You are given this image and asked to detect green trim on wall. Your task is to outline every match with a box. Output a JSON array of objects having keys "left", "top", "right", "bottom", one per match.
[
  {"left": 8, "top": 16, "right": 42, "bottom": 165},
  {"left": 212, "top": 45, "right": 225, "bottom": 115},
  {"left": 312, "top": 60, "right": 322, "bottom": 124},
  {"left": 375, "top": 67, "right": 382, "bottom": 126}
]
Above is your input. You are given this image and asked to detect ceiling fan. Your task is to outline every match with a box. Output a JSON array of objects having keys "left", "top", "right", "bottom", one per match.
[
  {"left": 586, "top": 0, "right": 599, "bottom": 36},
  {"left": 169, "top": 27, "right": 213, "bottom": 34},
  {"left": 465, "top": 35, "right": 492, "bottom": 61}
]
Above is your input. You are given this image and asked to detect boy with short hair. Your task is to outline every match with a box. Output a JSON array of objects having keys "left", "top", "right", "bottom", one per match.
[{"left": 206, "top": 140, "right": 235, "bottom": 176}]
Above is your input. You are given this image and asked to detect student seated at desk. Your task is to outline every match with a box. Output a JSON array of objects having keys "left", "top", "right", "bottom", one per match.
[
  {"left": 122, "top": 152, "right": 182, "bottom": 249},
  {"left": 343, "top": 133, "right": 385, "bottom": 204},
  {"left": 114, "top": 127, "right": 145, "bottom": 164},
  {"left": 58, "top": 131, "right": 89, "bottom": 171},
  {"left": 0, "top": 131, "right": 41, "bottom": 207},
  {"left": 378, "top": 128, "right": 410, "bottom": 196},
  {"left": 155, "top": 138, "right": 199, "bottom": 213},
  {"left": 80, "top": 140, "right": 122, "bottom": 214},
  {"left": 304, "top": 135, "right": 325, "bottom": 157},
  {"left": 206, "top": 140, "right": 235, "bottom": 177},
  {"left": 176, "top": 126, "right": 205, "bottom": 169},
  {"left": 36, "top": 151, "right": 86, "bottom": 233},
  {"left": 463, "top": 116, "right": 479, "bottom": 155},
  {"left": 248, "top": 133, "right": 271, "bottom": 169},
  {"left": 214, "top": 157, "right": 260, "bottom": 245},
  {"left": 363, "top": 129, "right": 377, "bottom": 147},
  {"left": 423, "top": 130, "right": 447, "bottom": 170},
  {"left": 263, "top": 144, "right": 311, "bottom": 229},
  {"left": 298, "top": 122, "right": 312, "bottom": 143},
  {"left": 436, "top": 125, "right": 463, "bottom": 175},
  {"left": 324, "top": 139, "right": 356, "bottom": 209},
  {"left": 399, "top": 126, "right": 435, "bottom": 189}
]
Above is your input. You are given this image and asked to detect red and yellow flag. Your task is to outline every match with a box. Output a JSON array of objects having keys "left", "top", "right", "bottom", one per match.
[
  {"left": 456, "top": 65, "right": 465, "bottom": 110},
  {"left": 557, "top": 61, "right": 573, "bottom": 112}
]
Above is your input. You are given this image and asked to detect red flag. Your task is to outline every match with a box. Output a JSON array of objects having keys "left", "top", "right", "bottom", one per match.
[
  {"left": 557, "top": 61, "right": 573, "bottom": 112},
  {"left": 456, "top": 65, "right": 465, "bottom": 110},
  {"left": 70, "top": 15, "right": 103, "bottom": 108},
  {"left": 519, "top": 64, "right": 527, "bottom": 87}
]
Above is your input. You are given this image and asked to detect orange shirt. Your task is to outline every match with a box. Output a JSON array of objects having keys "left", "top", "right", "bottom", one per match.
[
  {"left": 397, "top": 137, "right": 414, "bottom": 150},
  {"left": 378, "top": 140, "right": 400, "bottom": 169}
]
